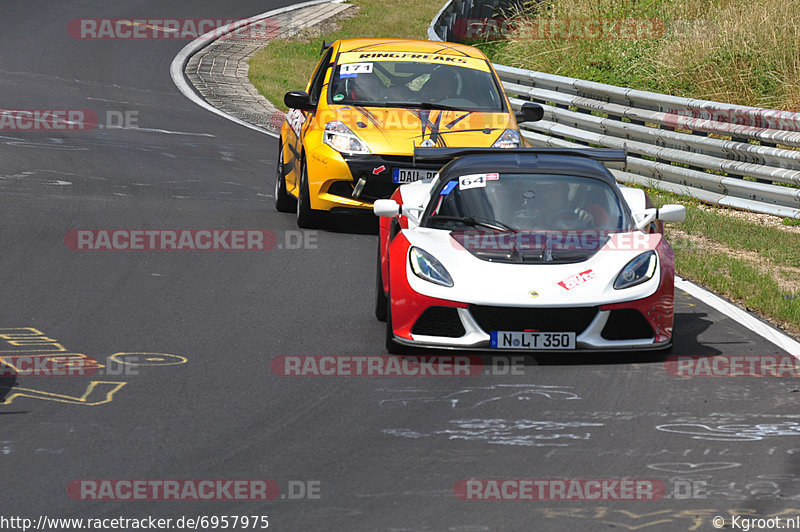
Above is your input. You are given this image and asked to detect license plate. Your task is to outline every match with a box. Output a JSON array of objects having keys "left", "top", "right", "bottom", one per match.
[
  {"left": 490, "top": 331, "right": 576, "bottom": 350},
  {"left": 392, "top": 168, "right": 437, "bottom": 183}
]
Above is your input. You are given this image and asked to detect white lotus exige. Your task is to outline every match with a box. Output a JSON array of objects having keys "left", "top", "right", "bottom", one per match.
[{"left": 374, "top": 147, "right": 686, "bottom": 353}]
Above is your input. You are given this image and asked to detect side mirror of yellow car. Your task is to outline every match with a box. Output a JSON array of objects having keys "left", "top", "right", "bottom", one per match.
[{"left": 284, "top": 90, "right": 315, "bottom": 111}]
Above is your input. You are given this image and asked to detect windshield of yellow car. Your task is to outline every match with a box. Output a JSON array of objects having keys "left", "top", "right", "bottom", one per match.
[{"left": 328, "top": 60, "right": 505, "bottom": 112}]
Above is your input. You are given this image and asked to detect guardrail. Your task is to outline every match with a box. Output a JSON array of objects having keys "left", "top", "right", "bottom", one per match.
[{"left": 427, "top": 1, "right": 800, "bottom": 219}]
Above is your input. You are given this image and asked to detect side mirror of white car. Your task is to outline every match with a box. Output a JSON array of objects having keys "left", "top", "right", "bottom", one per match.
[
  {"left": 633, "top": 204, "right": 686, "bottom": 231},
  {"left": 374, "top": 199, "right": 400, "bottom": 217},
  {"left": 657, "top": 204, "right": 686, "bottom": 222},
  {"left": 374, "top": 199, "right": 424, "bottom": 224},
  {"left": 633, "top": 208, "right": 657, "bottom": 232}
]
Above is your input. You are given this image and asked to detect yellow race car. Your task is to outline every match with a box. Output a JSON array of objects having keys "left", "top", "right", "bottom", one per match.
[{"left": 275, "top": 38, "right": 543, "bottom": 227}]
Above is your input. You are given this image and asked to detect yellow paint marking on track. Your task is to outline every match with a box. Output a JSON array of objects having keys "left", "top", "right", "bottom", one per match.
[
  {"left": 0, "top": 353, "right": 98, "bottom": 372},
  {"left": 0, "top": 327, "right": 66, "bottom": 352},
  {"left": 109, "top": 352, "right": 187, "bottom": 366},
  {"left": 0, "top": 381, "right": 127, "bottom": 406},
  {"left": 599, "top": 519, "right": 675, "bottom": 531}
]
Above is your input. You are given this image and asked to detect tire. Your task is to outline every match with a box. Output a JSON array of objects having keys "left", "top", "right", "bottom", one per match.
[
  {"left": 384, "top": 281, "right": 413, "bottom": 355},
  {"left": 274, "top": 140, "right": 296, "bottom": 213},
  {"left": 385, "top": 291, "right": 401, "bottom": 354},
  {"left": 296, "top": 158, "right": 322, "bottom": 228},
  {"left": 375, "top": 241, "right": 388, "bottom": 321}
]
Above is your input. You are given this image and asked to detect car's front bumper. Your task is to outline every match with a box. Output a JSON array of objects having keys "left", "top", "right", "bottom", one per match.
[
  {"left": 393, "top": 302, "right": 672, "bottom": 352},
  {"left": 307, "top": 150, "right": 441, "bottom": 212}
]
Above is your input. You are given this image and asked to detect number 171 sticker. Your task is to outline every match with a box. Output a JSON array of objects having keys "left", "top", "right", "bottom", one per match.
[
  {"left": 340, "top": 63, "right": 373, "bottom": 77},
  {"left": 459, "top": 173, "right": 499, "bottom": 190}
]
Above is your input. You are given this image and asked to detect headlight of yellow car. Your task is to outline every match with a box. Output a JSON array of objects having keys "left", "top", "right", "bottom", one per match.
[
  {"left": 491, "top": 129, "right": 521, "bottom": 149},
  {"left": 323, "top": 120, "right": 371, "bottom": 155}
]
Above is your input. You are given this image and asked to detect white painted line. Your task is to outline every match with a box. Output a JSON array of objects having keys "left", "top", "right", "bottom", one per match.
[
  {"left": 104, "top": 126, "right": 215, "bottom": 137},
  {"left": 170, "top": 0, "right": 339, "bottom": 138},
  {"left": 676, "top": 277, "right": 800, "bottom": 356}
]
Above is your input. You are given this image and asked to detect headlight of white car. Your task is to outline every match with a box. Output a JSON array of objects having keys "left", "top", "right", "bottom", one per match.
[
  {"left": 323, "top": 120, "right": 371, "bottom": 154},
  {"left": 409, "top": 247, "right": 453, "bottom": 287},
  {"left": 614, "top": 251, "right": 658, "bottom": 289},
  {"left": 491, "top": 129, "right": 520, "bottom": 149}
]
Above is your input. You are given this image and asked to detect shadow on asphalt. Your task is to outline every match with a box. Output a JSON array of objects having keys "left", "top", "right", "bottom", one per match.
[
  {"left": 321, "top": 212, "right": 379, "bottom": 235},
  {"left": 0, "top": 360, "right": 18, "bottom": 404}
]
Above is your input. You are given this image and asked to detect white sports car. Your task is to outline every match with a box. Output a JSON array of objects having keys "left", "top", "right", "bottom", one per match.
[{"left": 373, "top": 147, "right": 686, "bottom": 353}]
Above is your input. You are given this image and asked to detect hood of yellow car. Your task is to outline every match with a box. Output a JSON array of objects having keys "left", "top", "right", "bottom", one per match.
[{"left": 325, "top": 106, "right": 513, "bottom": 155}]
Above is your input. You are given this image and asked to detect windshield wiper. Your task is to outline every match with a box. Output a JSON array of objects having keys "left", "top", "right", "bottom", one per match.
[{"left": 432, "top": 215, "right": 518, "bottom": 233}]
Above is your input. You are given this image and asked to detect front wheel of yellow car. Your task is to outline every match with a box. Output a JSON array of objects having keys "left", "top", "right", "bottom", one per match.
[
  {"left": 296, "top": 159, "right": 322, "bottom": 229},
  {"left": 274, "top": 140, "right": 296, "bottom": 213}
]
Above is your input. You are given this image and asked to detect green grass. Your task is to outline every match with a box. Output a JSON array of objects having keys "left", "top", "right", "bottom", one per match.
[
  {"left": 645, "top": 187, "right": 800, "bottom": 334},
  {"left": 648, "top": 190, "right": 800, "bottom": 268},
  {"left": 675, "top": 250, "right": 799, "bottom": 330},
  {"left": 784, "top": 217, "right": 800, "bottom": 227},
  {"left": 248, "top": 0, "right": 444, "bottom": 111}
]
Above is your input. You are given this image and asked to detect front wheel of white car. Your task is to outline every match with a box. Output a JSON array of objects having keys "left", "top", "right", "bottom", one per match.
[
  {"left": 375, "top": 243, "right": 387, "bottom": 322},
  {"left": 385, "top": 292, "right": 401, "bottom": 354}
]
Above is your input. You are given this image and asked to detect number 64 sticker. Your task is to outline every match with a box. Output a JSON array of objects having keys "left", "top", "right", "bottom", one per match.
[{"left": 459, "top": 173, "right": 499, "bottom": 190}]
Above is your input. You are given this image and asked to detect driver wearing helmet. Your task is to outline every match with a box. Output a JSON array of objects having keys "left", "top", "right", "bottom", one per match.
[
  {"left": 512, "top": 181, "right": 608, "bottom": 229},
  {"left": 422, "top": 66, "right": 460, "bottom": 102},
  {"left": 350, "top": 73, "right": 384, "bottom": 103}
]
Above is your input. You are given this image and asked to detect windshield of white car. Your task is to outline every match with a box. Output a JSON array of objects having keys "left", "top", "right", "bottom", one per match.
[
  {"left": 425, "top": 173, "right": 630, "bottom": 232},
  {"left": 328, "top": 61, "right": 505, "bottom": 111}
]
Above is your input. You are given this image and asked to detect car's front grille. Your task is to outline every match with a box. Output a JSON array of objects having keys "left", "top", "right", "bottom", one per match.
[
  {"left": 326, "top": 179, "right": 399, "bottom": 202},
  {"left": 411, "top": 306, "right": 465, "bottom": 338},
  {"left": 601, "top": 309, "right": 655, "bottom": 340},
  {"left": 468, "top": 305, "right": 598, "bottom": 334},
  {"left": 327, "top": 181, "right": 355, "bottom": 197}
]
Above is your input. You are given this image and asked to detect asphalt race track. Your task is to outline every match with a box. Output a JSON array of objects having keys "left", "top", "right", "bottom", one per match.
[{"left": 1, "top": 2, "right": 800, "bottom": 531}]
